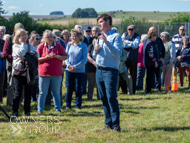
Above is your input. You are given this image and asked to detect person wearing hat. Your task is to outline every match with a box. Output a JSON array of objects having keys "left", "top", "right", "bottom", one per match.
[
  {"left": 52, "top": 29, "right": 66, "bottom": 49},
  {"left": 121, "top": 24, "right": 140, "bottom": 94},
  {"left": 82, "top": 26, "right": 93, "bottom": 95},
  {"left": 2, "top": 22, "right": 25, "bottom": 107}
]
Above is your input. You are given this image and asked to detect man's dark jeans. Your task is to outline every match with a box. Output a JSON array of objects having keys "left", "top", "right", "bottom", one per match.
[{"left": 96, "top": 68, "right": 120, "bottom": 128}]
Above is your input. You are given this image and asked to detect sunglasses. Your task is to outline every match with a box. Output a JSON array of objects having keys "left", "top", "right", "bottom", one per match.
[
  {"left": 34, "top": 38, "right": 40, "bottom": 40},
  {"left": 128, "top": 29, "right": 134, "bottom": 31},
  {"left": 86, "top": 30, "right": 91, "bottom": 33},
  {"left": 180, "top": 29, "right": 185, "bottom": 31}
]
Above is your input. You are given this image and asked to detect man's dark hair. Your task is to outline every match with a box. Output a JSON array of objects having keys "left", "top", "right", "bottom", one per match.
[{"left": 97, "top": 14, "right": 112, "bottom": 26}]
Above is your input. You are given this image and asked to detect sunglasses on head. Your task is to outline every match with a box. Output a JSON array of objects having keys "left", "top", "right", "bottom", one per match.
[{"left": 128, "top": 29, "right": 134, "bottom": 31}]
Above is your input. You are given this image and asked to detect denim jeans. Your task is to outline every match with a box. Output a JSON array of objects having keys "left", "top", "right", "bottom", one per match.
[
  {"left": 136, "top": 66, "right": 146, "bottom": 90},
  {"left": 38, "top": 76, "right": 62, "bottom": 112},
  {"left": 66, "top": 71, "right": 84, "bottom": 108},
  {"left": 96, "top": 68, "right": 120, "bottom": 128}
]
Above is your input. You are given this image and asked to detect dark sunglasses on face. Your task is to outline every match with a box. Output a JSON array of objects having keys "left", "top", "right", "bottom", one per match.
[
  {"left": 34, "top": 38, "right": 40, "bottom": 40},
  {"left": 128, "top": 29, "right": 133, "bottom": 31},
  {"left": 86, "top": 30, "right": 91, "bottom": 33},
  {"left": 180, "top": 29, "right": 185, "bottom": 31}
]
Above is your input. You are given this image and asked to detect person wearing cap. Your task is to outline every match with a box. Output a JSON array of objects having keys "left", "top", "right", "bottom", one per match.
[
  {"left": 121, "top": 24, "right": 140, "bottom": 94},
  {"left": 177, "top": 36, "right": 190, "bottom": 87},
  {"left": 86, "top": 26, "right": 100, "bottom": 100},
  {"left": 160, "top": 32, "right": 175, "bottom": 90},
  {"left": 149, "top": 26, "right": 165, "bottom": 92},
  {"left": 2, "top": 22, "right": 25, "bottom": 107},
  {"left": 82, "top": 26, "right": 93, "bottom": 95},
  {"left": 94, "top": 14, "right": 122, "bottom": 132},
  {"left": 52, "top": 29, "right": 66, "bottom": 49}
]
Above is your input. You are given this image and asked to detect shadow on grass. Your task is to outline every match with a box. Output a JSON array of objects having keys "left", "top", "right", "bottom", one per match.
[
  {"left": 119, "top": 97, "right": 161, "bottom": 101},
  {"left": 65, "top": 111, "right": 104, "bottom": 117},
  {"left": 143, "top": 126, "right": 190, "bottom": 131}
]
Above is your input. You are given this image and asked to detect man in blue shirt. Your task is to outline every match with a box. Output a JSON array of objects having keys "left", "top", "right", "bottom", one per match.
[{"left": 94, "top": 14, "right": 122, "bottom": 132}]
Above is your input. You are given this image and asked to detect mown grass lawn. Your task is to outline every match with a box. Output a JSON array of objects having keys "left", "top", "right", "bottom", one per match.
[{"left": 0, "top": 79, "right": 190, "bottom": 142}]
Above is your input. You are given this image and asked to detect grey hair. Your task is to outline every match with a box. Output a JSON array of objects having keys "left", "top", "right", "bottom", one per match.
[
  {"left": 181, "top": 36, "right": 189, "bottom": 42},
  {"left": 0, "top": 26, "right": 6, "bottom": 33},
  {"left": 160, "top": 31, "right": 170, "bottom": 40},
  {"left": 42, "top": 30, "right": 53, "bottom": 42},
  {"left": 141, "top": 34, "right": 147, "bottom": 42}
]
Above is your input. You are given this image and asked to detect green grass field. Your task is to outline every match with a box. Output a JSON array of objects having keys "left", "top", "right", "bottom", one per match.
[{"left": 0, "top": 77, "right": 190, "bottom": 142}]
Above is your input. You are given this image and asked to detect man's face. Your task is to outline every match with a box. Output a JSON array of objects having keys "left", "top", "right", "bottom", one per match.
[
  {"left": 179, "top": 27, "right": 185, "bottom": 36},
  {"left": 98, "top": 18, "right": 109, "bottom": 31},
  {"left": 92, "top": 27, "right": 99, "bottom": 38},
  {"left": 127, "top": 28, "right": 136, "bottom": 36},
  {"left": 84, "top": 29, "right": 91, "bottom": 37},
  {"left": 0, "top": 29, "right": 5, "bottom": 38}
]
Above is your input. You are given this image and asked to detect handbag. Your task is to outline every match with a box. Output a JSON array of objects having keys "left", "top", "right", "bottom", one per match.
[
  {"left": 13, "top": 60, "right": 27, "bottom": 75},
  {"left": 13, "top": 43, "right": 30, "bottom": 76}
]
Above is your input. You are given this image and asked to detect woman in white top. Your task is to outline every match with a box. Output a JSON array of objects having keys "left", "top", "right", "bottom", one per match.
[{"left": 12, "top": 28, "right": 37, "bottom": 117}]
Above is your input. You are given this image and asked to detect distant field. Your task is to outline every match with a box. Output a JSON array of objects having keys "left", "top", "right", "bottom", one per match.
[{"left": 37, "top": 11, "right": 190, "bottom": 25}]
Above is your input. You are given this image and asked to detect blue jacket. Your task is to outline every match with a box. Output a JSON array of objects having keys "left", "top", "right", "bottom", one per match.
[
  {"left": 0, "top": 54, "right": 6, "bottom": 74},
  {"left": 179, "top": 44, "right": 190, "bottom": 67}
]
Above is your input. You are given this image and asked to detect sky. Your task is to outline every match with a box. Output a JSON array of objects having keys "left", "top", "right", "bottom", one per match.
[{"left": 2, "top": 0, "right": 190, "bottom": 16}]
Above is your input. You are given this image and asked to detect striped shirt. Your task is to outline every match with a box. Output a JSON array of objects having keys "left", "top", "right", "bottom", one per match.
[{"left": 172, "top": 34, "right": 188, "bottom": 53}]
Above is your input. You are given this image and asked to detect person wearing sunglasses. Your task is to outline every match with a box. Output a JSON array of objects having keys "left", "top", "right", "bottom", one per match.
[
  {"left": 29, "top": 33, "right": 41, "bottom": 102},
  {"left": 82, "top": 26, "right": 93, "bottom": 95},
  {"left": 29, "top": 33, "right": 41, "bottom": 51},
  {"left": 172, "top": 26, "right": 189, "bottom": 82},
  {"left": 121, "top": 25, "right": 140, "bottom": 95}
]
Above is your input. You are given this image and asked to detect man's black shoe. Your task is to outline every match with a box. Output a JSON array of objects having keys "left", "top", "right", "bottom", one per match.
[
  {"left": 113, "top": 126, "right": 121, "bottom": 132},
  {"left": 12, "top": 112, "right": 18, "bottom": 117}
]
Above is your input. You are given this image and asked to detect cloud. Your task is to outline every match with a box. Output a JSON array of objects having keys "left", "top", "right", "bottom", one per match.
[
  {"left": 39, "top": 4, "right": 43, "bottom": 7},
  {"left": 8, "top": 6, "right": 20, "bottom": 10}
]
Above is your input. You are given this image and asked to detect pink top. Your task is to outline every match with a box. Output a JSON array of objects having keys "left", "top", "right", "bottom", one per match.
[
  {"left": 137, "top": 42, "right": 145, "bottom": 68},
  {"left": 37, "top": 42, "right": 67, "bottom": 76}
]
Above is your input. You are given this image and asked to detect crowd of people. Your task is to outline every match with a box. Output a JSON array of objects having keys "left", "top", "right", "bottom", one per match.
[{"left": 0, "top": 14, "right": 190, "bottom": 132}]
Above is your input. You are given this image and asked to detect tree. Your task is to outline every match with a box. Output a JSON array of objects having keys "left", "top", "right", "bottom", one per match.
[
  {"left": 8, "top": 11, "right": 41, "bottom": 34},
  {"left": 165, "top": 12, "right": 190, "bottom": 22},
  {"left": 50, "top": 11, "right": 64, "bottom": 15},
  {"left": 72, "top": 8, "right": 98, "bottom": 18},
  {"left": 0, "top": 0, "right": 7, "bottom": 16}
]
